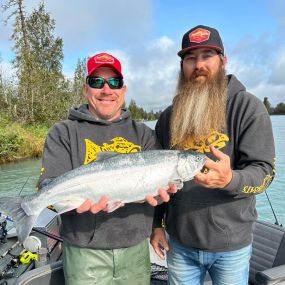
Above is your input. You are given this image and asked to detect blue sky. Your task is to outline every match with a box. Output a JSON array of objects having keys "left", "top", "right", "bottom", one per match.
[{"left": 1, "top": 0, "right": 285, "bottom": 111}]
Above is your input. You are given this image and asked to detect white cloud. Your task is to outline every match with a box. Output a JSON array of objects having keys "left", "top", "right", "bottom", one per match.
[
  {"left": 148, "top": 36, "right": 175, "bottom": 52},
  {"left": 268, "top": 49, "right": 285, "bottom": 86},
  {"left": 1, "top": 0, "right": 155, "bottom": 76},
  {"left": 121, "top": 36, "right": 180, "bottom": 111},
  {"left": 227, "top": 58, "right": 268, "bottom": 89},
  {"left": 250, "top": 83, "right": 285, "bottom": 107},
  {"left": 43, "top": 0, "right": 154, "bottom": 53},
  {"left": 227, "top": 51, "right": 285, "bottom": 107},
  {"left": 1, "top": 0, "right": 285, "bottom": 112}
]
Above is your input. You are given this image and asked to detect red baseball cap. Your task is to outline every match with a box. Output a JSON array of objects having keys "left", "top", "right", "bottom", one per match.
[{"left": 87, "top": 52, "right": 123, "bottom": 78}]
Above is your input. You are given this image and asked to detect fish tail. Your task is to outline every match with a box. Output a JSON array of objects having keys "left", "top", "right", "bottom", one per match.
[{"left": 0, "top": 196, "right": 38, "bottom": 243}]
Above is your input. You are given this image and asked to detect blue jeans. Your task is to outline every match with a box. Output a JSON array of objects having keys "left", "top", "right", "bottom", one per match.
[{"left": 167, "top": 237, "right": 252, "bottom": 285}]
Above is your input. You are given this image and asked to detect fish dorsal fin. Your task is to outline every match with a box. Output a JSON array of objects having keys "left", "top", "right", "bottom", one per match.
[{"left": 96, "top": 152, "right": 120, "bottom": 161}]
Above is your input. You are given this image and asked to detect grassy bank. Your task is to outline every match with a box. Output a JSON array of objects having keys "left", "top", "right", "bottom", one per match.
[{"left": 0, "top": 114, "right": 49, "bottom": 164}]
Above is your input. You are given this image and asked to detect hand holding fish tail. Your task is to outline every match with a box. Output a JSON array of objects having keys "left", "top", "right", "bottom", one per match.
[
  {"left": 76, "top": 196, "right": 109, "bottom": 214},
  {"left": 195, "top": 146, "right": 233, "bottom": 189},
  {"left": 150, "top": 228, "right": 169, "bottom": 260},
  {"left": 145, "top": 183, "right": 177, "bottom": 206}
]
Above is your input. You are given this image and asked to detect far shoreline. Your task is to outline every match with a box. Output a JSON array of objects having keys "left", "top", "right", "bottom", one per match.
[{"left": 1, "top": 115, "right": 284, "bottom": 165}]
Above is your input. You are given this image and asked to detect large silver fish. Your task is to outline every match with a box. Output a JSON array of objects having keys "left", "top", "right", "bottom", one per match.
[{"left": 0, "top": 150, "right": 205, "bottom": 242}]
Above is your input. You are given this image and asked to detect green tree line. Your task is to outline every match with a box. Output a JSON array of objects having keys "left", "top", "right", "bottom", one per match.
[
  {"left": 128, "top": 99, "right": 161, "bottom": 121},
  {"left": 263, "top": 97, "right": 285, "bottom": 115},
  {"left": 0, "top": 0, "right": 160, "bottom": 126}
]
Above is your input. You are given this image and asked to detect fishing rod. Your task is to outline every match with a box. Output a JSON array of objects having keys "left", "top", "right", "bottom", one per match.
[
  {"left": 264, "top": 190, "right": 282, "bottom": 227},
  {"left": 18, "top": 176, "right": 30, "bottom": 196},
  {"left": 32, "top": 228, "right": 63, "bottom": 243}
]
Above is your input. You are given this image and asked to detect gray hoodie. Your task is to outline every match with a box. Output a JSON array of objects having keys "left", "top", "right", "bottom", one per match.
[
  {"left": 153, "top": 74, "right": 276, "bottom": 251},
  {"left": 39, "top": 105, "right": 160, "bottom": 249}
]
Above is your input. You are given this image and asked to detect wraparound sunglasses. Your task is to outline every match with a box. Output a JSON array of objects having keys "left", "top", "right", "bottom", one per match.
[{"left": 86, "top": 77, "right": 124, "bottom": 89}]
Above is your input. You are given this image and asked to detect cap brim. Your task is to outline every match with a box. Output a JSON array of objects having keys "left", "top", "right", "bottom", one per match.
[{"left": 178, "top": 45, "right": 224, "bottom": 57}]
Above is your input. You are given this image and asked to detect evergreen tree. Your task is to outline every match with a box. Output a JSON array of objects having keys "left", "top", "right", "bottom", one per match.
[
  {"left": 0, "top": 58, "right": 16, "bottom": 116},
  {"left": 0, "top": 64, "right": 4, "bottom": 109},
  {"left": 23, "top": 2, "right": 66, "bottom": 123},
  {"left": 3, "top": 0, "right": 31, "bottom": 121},
  {"left": 3, "top": 1, "right": 67, "bottom": 124},
  {"left": 128, "top": 99, "right": 160, "bottom": 121},
  {"left": 129, "top": 99, "right": 140, "bottom": 120},
  {"left": 72, "top": 58, "right": 87, "bottom": 107},
  {"left": 263, "top": 97, "right": 273, "bottom": 114},
  {"left": 273, "top": 103, "right": 285, "bottom": 115}
]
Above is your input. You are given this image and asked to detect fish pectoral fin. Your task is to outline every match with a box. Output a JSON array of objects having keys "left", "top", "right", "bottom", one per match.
[
  {"left": 171, "top": 179, "right": 184, "bottom": 190},
  {"left": 106, "top": 200, "right": 125, "bottom": 213},
  {"left": 53, "top": 198, "right": 85, "bottom": 214}
]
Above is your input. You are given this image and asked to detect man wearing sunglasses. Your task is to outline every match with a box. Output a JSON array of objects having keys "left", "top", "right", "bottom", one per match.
[
  {"left": 38, "top": 52, "right": 175, "bottom": 285},
  {"left": 150, "top": 25, "right": 275, "bottom": 284}
]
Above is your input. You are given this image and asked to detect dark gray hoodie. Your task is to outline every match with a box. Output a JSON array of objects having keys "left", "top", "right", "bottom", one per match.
[
  {"left": 153, "top": 74, "right": 276, "bottom": 251},
  {"left": 39, "top": 105, "right": 160, "bottom": 249}
]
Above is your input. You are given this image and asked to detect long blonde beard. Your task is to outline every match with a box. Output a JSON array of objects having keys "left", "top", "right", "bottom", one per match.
[{"left": 170, "top": 67, "right": 227, "bottom": 149}]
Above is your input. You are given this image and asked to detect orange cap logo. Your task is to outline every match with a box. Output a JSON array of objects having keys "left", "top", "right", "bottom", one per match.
[
  {"left": 94, "top": 53, "right": 114, "bottom": 64},
  {"left": 189, "top": 28, "right": 210, "bottom": 43}
]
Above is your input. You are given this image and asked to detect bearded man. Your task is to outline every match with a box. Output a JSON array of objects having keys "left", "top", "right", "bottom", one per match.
[{"left": 150, "top": 25, "right": 276, "bottom": 285}]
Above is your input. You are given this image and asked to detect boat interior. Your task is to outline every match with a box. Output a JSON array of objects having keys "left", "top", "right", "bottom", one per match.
[{"left": 3, "top": 219, "right": 285, "bottom": 285}]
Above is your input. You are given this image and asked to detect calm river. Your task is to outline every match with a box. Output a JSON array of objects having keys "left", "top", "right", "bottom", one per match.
[{"left": 0, "top": 116, "right": 284, "bottom": 225}]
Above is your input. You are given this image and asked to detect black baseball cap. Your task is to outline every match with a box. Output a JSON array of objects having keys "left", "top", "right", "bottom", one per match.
[{"left": 178, "top": 25, "right": 224, "bottom": 58}]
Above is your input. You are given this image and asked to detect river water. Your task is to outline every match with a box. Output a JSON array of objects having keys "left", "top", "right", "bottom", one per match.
[{"left": 0, "top": 116, "right": 284, "bottom": 225}]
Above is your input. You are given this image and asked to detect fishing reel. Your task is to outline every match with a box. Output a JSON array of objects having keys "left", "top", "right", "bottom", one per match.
[
  {"left": 0, "top": 269, "right": 14, "bottom": 280},
  {"left": 0, "top": 257, "right": 19, "bottom": 280}
]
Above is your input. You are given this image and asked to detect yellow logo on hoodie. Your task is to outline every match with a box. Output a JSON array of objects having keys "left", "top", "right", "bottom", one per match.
[
  {"left": 84, "top": 137, "right": 141, "bottom": 164},
  {"left": 183, "top": 131, "right": 229, "bottom": 153}
]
